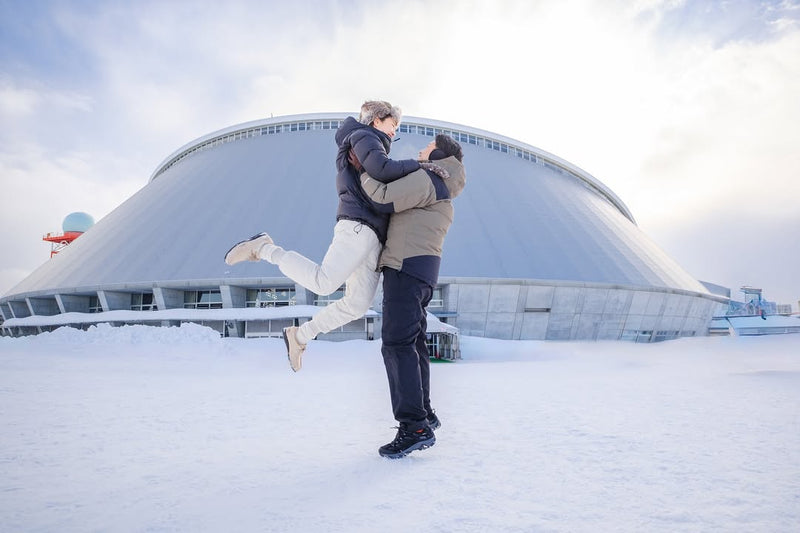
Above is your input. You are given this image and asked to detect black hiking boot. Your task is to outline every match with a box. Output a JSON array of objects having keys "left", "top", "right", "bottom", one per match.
[
  {"left": 378, "top": 424, "right": 435, "bottom": 459},
  {"left": 426, "top": 412, "right": 441, "bottom": 431}
]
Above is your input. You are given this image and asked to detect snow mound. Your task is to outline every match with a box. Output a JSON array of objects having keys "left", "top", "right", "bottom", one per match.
[{"left": 1, "top": 322, "right": 222, "bottom": 346}]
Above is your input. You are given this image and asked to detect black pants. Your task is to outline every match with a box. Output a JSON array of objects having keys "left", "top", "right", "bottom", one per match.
[{"left": 381, "top": 268, "right": 433, "bottom": 429}]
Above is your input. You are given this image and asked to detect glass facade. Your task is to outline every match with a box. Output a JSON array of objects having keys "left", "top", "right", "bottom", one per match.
[
  {"left": 131, "top": 292, "right": 156, "bottom": 311},
  {"left": 314, "top": 287, "right": 345, "bottom": 306},
  {"left": 246, "top": 288, "right": 296, "bottom": 307},
  {"left": 429, "top": 287, "right": 444, "bottom": 309},
  {"left": 245, "top": 318, "right": 296, "bottom": 338},
  {"left": 184, "top": 290, "right": 222, "bottom": 309},
  {"left": 88, "top": 296, "right": 102, "bottom": 313}
]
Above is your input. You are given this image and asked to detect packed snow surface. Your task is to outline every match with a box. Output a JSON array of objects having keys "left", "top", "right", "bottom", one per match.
[{"left": 1, "top": 324, "right": 799, "bottom": 532}]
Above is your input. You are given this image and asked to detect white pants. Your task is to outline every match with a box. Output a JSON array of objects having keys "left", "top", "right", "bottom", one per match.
[{"left": 277, "top": 219, "right": 381, "bottom": 344}]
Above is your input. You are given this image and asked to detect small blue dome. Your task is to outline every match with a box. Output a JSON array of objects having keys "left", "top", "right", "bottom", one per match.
[{"left": 62, "top": 212, "right": 95, "bottom": 233}]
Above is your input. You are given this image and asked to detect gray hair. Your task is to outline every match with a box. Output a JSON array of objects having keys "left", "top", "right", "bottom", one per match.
[{"left": 358, "top": 100, "right": 402, "bottom": 126}]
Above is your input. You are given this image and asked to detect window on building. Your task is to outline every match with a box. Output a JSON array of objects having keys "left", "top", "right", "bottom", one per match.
[
  {"left": 315, "top": 287, "right": 345, "bottom": 306},
  {"left": 246, "top": 287, "right": 296, "bottom": 307},
  {"left": 184, "top": 290, "right": 223, "bottom": 309},
  {"left": 245, "top": 318, "right": 295, "bottom": 338},
  {"left": 88, "top": 296, "right": 102, "bottom": 313},
  {"left": 653, "top": 330, "right": 680, "bottom": 342},
  {"left": 131, "top": 292, "right": 156, "bottom": 311},
  {"left": 429, "top": 287, "right": 444, "bottom": 309}
]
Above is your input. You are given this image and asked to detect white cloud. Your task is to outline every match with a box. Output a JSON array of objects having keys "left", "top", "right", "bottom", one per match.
[
  {"left": 637, "top": 30, "right": 800, "bottom": 195},
  {"left": 0, "top": 82, "right": 40, "bottom": 116},
  {"left": 0, "top": 78, "right": 93, "bottom": 119}
]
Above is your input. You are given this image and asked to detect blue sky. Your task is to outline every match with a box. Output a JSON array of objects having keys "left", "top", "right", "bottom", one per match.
[{"left": 1, "top": 0, "right": 799, "bottom": 307}]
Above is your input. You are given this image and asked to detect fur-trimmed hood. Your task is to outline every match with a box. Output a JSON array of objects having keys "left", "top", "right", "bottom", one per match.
[{"left": 423, "top": 156, "right": 466, "bottom": 199}]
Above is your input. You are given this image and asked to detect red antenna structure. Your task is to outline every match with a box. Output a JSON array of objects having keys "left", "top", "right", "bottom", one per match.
[{"left": 43, "top": 212, "right": 95, "bottom": 257}]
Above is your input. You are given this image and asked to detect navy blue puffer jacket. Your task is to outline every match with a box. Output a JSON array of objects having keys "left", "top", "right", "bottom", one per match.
[{"left": 334, "top": 117, "right": 420, "bottom": 243}]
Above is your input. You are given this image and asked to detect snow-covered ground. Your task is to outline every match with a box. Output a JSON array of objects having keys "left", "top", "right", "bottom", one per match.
[{"left": 1, "top": 325, "right": 798, "bottom": 532}]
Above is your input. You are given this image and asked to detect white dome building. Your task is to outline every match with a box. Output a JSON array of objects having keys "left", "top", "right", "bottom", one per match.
[{"left": 0, "top": 113, "right": 727, "bottom": 342}]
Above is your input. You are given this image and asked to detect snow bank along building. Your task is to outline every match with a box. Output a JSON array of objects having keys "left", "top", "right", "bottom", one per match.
[{"left": 0, "top": 113, "right": 728, "bottom": 347}]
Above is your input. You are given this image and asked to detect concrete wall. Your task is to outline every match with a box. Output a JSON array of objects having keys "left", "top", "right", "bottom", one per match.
[
  {"left": 0, "top": 277, "right": 727, "bottom": 343},
  {"left": 444, "top": 278, "right": 722, "bottom": 342}
]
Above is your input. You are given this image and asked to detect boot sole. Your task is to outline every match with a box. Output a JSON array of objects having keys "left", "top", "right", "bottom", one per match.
[
  {"left": 223, "top": 232, "right": 269, "bottom": 264},
  {"left": 379, "top": 437, "right": 436, "bottom": 459}
]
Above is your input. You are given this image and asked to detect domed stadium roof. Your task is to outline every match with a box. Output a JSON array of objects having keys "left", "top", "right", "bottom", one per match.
[
  {"left": 3, "top": 112, "right": 709, "bottom": 299},
  {"left": 3, "top": 113, "right": 727, "bottom": 344}
]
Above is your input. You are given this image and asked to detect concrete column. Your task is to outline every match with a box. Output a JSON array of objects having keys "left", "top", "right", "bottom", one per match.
[
  {"left": 220, "top": 285, "right": 246, "bottom": 308},
  {"left": 153, "top": 287, "right": 184, "bottom": 310},
  {"left": 294, "top": 285, "right": 312, "bottom": 305},
  {"left": 220, "top": 285, "right": 246, "bottom": 338},
  {"left": 512, "top": 285, "right": 528, "bottom": 339}
]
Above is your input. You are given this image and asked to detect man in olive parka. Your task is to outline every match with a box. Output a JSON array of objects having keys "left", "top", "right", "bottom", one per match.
[{"left": 358, "top": 134, "right": 465, "bottom": 458}]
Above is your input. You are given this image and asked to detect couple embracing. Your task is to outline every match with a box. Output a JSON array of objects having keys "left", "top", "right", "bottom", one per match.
[{"left": 225, "top": 100, "right": 465, "bottom": 458}]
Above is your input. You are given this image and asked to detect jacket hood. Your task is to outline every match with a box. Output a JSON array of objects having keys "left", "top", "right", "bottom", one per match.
[
  {"left": 339, "top": 117, "right": 393, "bottom": 154},
  {"left": 335, "top": 116, "right": 367, "bottom": 147},
  {"left": 437, "top": 156, "right": 466, "bottom": 199}
]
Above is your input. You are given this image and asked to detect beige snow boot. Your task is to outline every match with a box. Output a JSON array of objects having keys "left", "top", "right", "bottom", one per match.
[
  {"left": 283, "top": 326, "right": 307, "bottom": 372},
  {"left": 224, "top": 232, "right": 273, "bottom": 265}
]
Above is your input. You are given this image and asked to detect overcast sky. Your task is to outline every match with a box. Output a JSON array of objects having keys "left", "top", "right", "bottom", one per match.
[{"left": 1, "top": 0, "right": 799, "bottom": 307}]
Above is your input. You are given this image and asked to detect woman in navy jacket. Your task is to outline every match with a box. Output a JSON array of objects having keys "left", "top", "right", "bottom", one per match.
[{"left": 225, "top": 101, "right": 419, "bottom": 371}]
